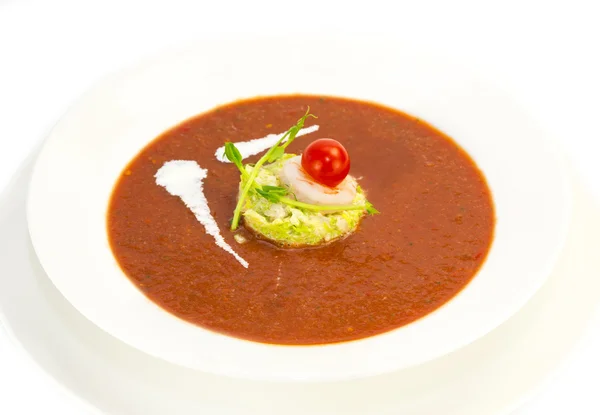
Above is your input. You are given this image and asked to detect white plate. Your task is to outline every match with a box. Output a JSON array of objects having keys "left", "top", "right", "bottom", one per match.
[
  {"left": 26, "top": 36, "right": 571, "bottom": 380},
  {"left": 2, "top": 150, "right": 599, "bottom": 414}
]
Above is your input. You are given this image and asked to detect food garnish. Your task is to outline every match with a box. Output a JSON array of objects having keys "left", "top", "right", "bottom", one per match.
[{"left": 224, "top": 109, "right": 378, "bottom": 235}]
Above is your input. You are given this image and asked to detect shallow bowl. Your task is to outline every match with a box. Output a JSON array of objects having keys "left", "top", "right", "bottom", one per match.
[{"left": 27, "top": 35, "right": 571, "bottom": 381}]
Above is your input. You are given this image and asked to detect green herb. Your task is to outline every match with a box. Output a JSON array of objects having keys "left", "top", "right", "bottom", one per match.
[
  {"left": 278, "top": 197, "right": 364, "bottom": 212},
  {"left": 254, "top": 182, "right": 379, "bottom": 214},
  {"left": 223, "top": 142, "right": 248, "bottom": 179},
  {"left": 253, "top": 185, "right": 378, "bottom": 214},
  {"left": 267, "top": 146, "right": 286, "bottom": 163},
  {"left": 255, "top": 185, "right": 289, "bottom": 203},
  {"left": 267, "top": 108, "right": 316, "bottom": 163},
  {"left": 365, "top": 202, "right": 380, "bottom": 215}
]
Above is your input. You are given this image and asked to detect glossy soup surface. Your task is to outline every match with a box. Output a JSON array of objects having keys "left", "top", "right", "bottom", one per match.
[{"left": 107, "top": 96, "right": 495, "bottom": 344}]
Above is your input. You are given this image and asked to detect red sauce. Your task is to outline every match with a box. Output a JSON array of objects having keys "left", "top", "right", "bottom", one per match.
[{"left": 107, "top": 95, "right": 495, "bottom": 345}]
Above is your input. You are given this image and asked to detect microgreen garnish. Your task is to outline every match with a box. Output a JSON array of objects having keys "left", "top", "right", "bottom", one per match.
[
  {"left": 277, "top": 197, "right": 373, "bottom": 213},
  {"left": 267, "top": 109, "right": 316, "bottom": 163},
  {"left": 255, "top": 185, "right": 289, "bottom": 203},
  {"left": 365, "top": 202, "right": 380, "bottom": 215},
  {"left": 223, "top": 142, "right": 248, "bottom": 179},
  {"left": 228, "top": 109, "right": 378, "bottom": 231},
  {"left": 254, "top": 186, "right": 376, "bottom": 213}
]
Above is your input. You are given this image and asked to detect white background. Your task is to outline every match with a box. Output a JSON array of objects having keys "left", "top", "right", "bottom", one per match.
[{"left": 1, "top": 0, "right": 599, "bottom": 413}]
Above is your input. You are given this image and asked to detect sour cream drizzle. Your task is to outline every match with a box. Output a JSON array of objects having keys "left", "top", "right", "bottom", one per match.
[
  {"left": 156, "top": 125, "right": 320, "bottom": 268},
  {"left": 155, "top": 160, "right": 249, "bottom": 268},
  {"left": 215, "top": 125, "right": 319, "bottom": 163}
]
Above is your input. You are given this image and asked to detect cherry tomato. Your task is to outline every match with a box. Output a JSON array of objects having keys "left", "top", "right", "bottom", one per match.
[{"left": 301, "top": 138, "right": 350, "bottom": 188}]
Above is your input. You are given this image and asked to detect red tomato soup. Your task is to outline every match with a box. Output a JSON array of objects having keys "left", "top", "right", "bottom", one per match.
[{"left": 107, "top": 95, "right": 495, "bottom": 345}]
